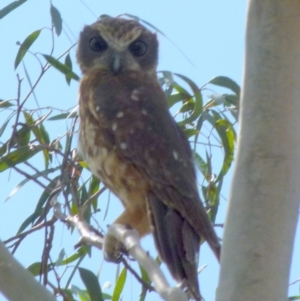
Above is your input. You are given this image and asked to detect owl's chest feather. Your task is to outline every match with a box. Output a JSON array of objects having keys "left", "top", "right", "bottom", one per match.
[{"left": 79, "top": 76, "right": 149, "bottom": 209}]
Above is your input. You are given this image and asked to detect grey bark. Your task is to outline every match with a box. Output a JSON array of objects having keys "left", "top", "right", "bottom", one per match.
[
  {"left": 0, "top": 241, "right": 56, "bottom": 301},
  {"left": 216, "top": 1, "right": 300, "bottom": 300}
]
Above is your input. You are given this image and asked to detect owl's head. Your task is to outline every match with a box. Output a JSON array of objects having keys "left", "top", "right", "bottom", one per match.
[{"left": 77, "top": 16, "right": 158, "bottom": 76}]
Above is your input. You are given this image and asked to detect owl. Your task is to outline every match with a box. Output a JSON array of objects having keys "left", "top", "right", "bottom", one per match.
[{"left": 77, "top": 16, "right": 220, "bottom": 300}]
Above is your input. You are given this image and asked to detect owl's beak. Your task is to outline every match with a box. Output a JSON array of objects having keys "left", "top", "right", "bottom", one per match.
[{"left": 111, "top": 54, "right": 122, "bottom": 75}]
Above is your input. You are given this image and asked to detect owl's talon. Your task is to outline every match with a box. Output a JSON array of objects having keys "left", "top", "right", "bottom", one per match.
[{"left": 103, "top": 233, "right": 124, "bottom": 263}]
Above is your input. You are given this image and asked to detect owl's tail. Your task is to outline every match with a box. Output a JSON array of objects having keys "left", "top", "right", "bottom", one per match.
[{"left": 148, "top": 192, "right": 202, "bottom": 301}]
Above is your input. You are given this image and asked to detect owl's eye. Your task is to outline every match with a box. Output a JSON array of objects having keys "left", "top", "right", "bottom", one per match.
[
  {"left": 129, "top": 40, "right": 147, "bottom": 57},
  {"left": 89, "top": 37, "right": 108, "bottom": 52}
]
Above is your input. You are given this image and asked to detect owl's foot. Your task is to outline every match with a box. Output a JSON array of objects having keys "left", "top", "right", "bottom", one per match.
[
  {"left": 103, "top": 224, "right": 132, "bottom": 262},
  {"left": 103, "top": 232, "right": 123, "bottom": 262}
]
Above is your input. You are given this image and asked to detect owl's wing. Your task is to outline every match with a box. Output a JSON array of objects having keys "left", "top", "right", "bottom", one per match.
[
  {"left": 94, "top": 73, "right": 220, "bottom": 299},
  {"left": 107, "top": 75, "right": 220, "bottom": 253}
]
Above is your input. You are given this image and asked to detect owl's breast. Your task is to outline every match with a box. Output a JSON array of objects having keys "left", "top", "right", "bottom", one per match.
[{"left": 78, "top": 81, "right": 148, "bottom": 210}]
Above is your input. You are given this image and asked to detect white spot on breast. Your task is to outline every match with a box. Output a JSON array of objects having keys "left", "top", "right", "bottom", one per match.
[
  {"left": 120, "top": 142, "right": 127, "bottom": 149},
  {"left": 141, "top": 109, "right": 147, "bottom": 115},
  {"left": 131, "top": 89, "right": 140, "bottom": 101},
  {"left": 112, "top": 122, "right": 117, "bottom": 131},
  {"left": 116, "top": 111, "right": 124, "bottom": 118},
  {"left": 173, "top": 150, "right": 179, "bottom": 161},
  {"left": 96, "top": 105, "right": 100, "bottom": 111}
]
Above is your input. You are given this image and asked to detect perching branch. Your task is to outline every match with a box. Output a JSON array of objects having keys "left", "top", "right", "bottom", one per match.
[
  {"left": 106, "top": 224, "right": 188, "bottom": 301},
  {"left": 52, "top": 199, "right": 188, "bottom": 301}
]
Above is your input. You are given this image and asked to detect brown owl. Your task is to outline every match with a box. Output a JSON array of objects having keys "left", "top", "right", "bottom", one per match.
[{"left": 77, "top": 16, "right": 220, "bottom": 300}]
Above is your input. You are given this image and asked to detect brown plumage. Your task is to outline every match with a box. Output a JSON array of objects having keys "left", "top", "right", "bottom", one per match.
[{"left": 77, "top": 16, "right": 220, "bottom": 300}]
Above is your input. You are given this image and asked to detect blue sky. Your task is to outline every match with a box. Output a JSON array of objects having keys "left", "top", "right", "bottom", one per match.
[{"left": 0, "top": 1, "right": 299, "bottom": 300}]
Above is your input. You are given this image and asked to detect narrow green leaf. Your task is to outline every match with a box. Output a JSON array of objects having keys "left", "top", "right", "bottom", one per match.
[
  {"left": 79, "top": 268, "right": 103, "bottom": 301},
  {"left": 17, "top": 206, "right": 43, "bottom": 234},
  {"left": 18, "top": 126, "right": 31, "bottom": 147},
  {"left": 0, "top": 119, "right": 10, "bottom": 139},
  {"left": 102, "top": 293, "right": 112, "bottom": 300},
  {"left": 183, "top": 128, "right": 199, "bottom": 138},
  {"left": 139, "top": 265, "right": 151, "bottom": 284},
  {"left": 0, "top": 100, "right": 14, "bottom": 108},
  {"left": 17, "top": 175, "right": 60, "bottom": 233},
  {"left": 0, "top": 146, "right": 39, "bottom": 172},
  {"left": 34, "top": 175, "right": 60, "bottom": 213},
  {"left": 289, "top": 296, "right": 300, "bottom": 300},
  {"left": 27, "top": 261, "right": 54, "bottom": 275},
  {"left": 0, "top": 0, "right": 27, "bottom": 19},
  {"left": 0, "top": 113, "right": 16, "bottom": 137},
  {"left": 47, "top": 111, "right": 78, "bottom": 121},
  {"left": 214, "top": 118, "right": 235, "bottom": 182},
  {"left": 15, "top": 29, "right": 41, "bottom": 69},
  {"left": 27, "top": 262, "right": 42, "bottom": 276},
  {"left": 39, "top": 123, "right": 51, "bottom": 167},
  {"left": 225, "top": 94, "right": 238, "bottom": 107},
  {"left": 208, "top": 76, "right": 241, "bottom": 96},
  {"left": 59, "top": 246, "right": 88, "bottom": 266},
  {"left": 206, "top": 181, "right": 219, "bottom": 221},
  {"left": 65, "top": 53, "right": 73, "bottom": 85},
  {"left": 81, "top": 185, "right": 91, "bottom": 222},
  {"left": 206, "top": 150, "right": 212, "bottom": 178},
  {"left": 138, "top": 265, "right": 151, "bottom": 301},
  {"left": 2, "top": 123, "right": 31, "bottom": 150},
  {"left": 112, "top": 267, "right": 127, "bottom": 301},
  {"left": 193, "top": 113, "right": 204, "bottom": 150},
  {"left": 72, "top": 285, "right": 90, "bottom": 301},
  {"left": 50, "top": 4, "right": 62, "bottom": 36},
  {"left": 179, "top": 100, "right": 194, "bottom": 113},
  {"left": 167, "top": 93, "right": 186, "bottom": 108},
  {"left": 173, "top": 82, "right": 191, "bottom": 96},
  {"left": 175, "top": 73, "right": 203, "bottom": 126},
  {"left": 24, "top": 111, "right": 51, "bottom": 168},
  {"left": 193, "top": 152, "right": 208, "bottom": 177},
  {"left": 43, "top": 54, "right": 80, "bottom": 81},
  {"left": 88, "top": 176, "right": 100, "bottom": 211},
  {"left": 65, "top": 53, "right": 72, "bottom": 69},
  {"left": 23, "top": 110, "right": 35, "bottom": 126},
  {"left": 56, "top": 249, "right": 66, "bottom": 266},
  {"left": 78, "top": 161, "right": 89, "bottom": 169},
  {"left": 5, "top": 167, "right": 59, "bottom": 201},
  {"left": 61, "top": 289, "right": 76, "bottom": 301}
]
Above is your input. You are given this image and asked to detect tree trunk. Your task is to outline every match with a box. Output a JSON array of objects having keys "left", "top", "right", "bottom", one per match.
[
  {"left": 216, "top": 1, "right": 300, "bottom": 300},
  {"left": 0, "top": 241, "right": 56, "bottom": 301}
]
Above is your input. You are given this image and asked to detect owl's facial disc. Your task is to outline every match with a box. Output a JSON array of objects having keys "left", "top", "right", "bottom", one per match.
[
  {"left": 88, "top": 34, "right": 149, "bottom": 75},
  {"left": 77, "top": 18, "right": 158, "bottom": 76}
]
